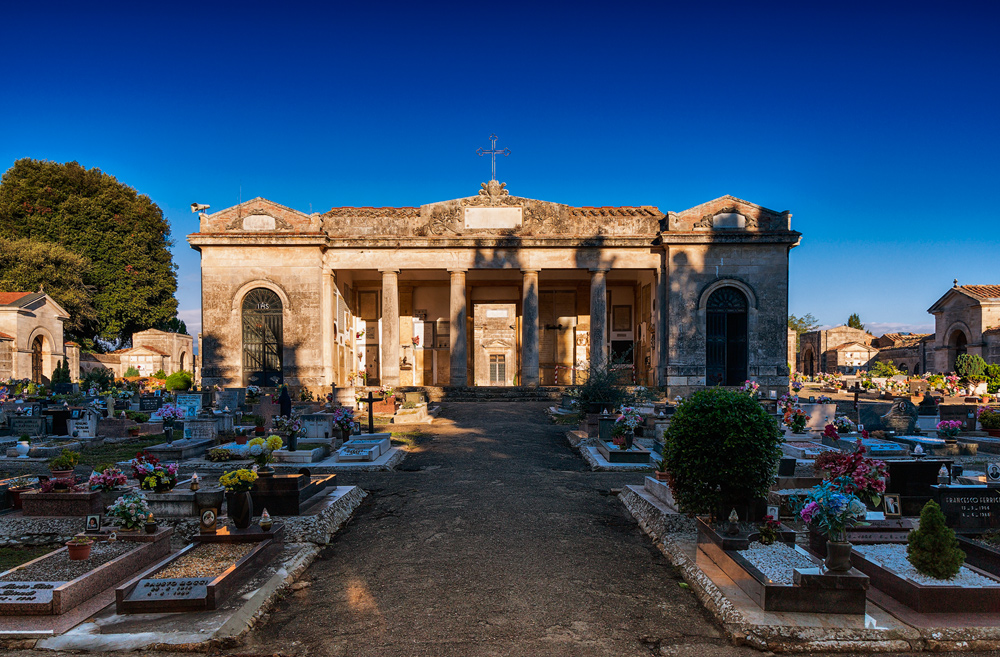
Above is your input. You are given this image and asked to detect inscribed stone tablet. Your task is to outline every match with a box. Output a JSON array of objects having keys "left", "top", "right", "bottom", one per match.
[
  {"left": 129, "top": 577, "right": 212, "bottom": 602},
  {"left": 464, "top": 207, "right": 522, "bottom": 230}
]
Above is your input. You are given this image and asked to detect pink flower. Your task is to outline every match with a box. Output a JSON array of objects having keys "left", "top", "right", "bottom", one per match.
[{"left": 800, "top": 501, "right": 819, "bottom": 524}]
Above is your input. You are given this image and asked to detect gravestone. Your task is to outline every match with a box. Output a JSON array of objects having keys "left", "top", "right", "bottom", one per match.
[
  {"left": 336, "top": 445, "right": 380, "bottom": 462},
  {"left": 10, "top": 416, "right": 46, "bottom": 436},
  {"left": 344, "top": 434, "right": 392, "bottom": 456},
  {"left": 175, "top": 394, "right": 203, "bottom": 419},
  {"left": 917, "top": 393, "right": 938, "bottom": 417},
  {"left": 887, "top": 459, "right": 953, "bottom": 516},
  {"left": 184, "top": 418, "right": 218, "bottom": 442},
  {"left": 859, "top": 400, "right": 917, "bottom": 435},
  {"left": 301, "top": 413, "right": 335, "bottom": 440},
  {"left": 932, "top": 485, "right": 1000, "bottom": 532},
  {"left": 216, "top": 389, "right": 241, "bottom": 411},
  {"left": 66, "top": 408, "right": 99, "bottom": 439},
  {"left": 139, "top": 396, "right": 163, "bottom": 412},
  {"left": 798, "top": 403, "right": 836, "bottom": 430},
  {"left": 939, "top": 404, "right": 977, "bottom": 431},
  {"left": 909, "top": 379, "right": 929, "bottom": 395}
]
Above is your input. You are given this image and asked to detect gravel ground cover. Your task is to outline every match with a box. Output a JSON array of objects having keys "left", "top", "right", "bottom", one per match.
[
  {"left": 739, "top": 542, "right": 815, "bottom": 584},
  {"left": 0, "top": 541, "right": 134, "bottom": 582},
  {"left": 855, "top": 543, "right": 1000, "bottom": 587},
  {"left": 152, "top": 543, "right": 254, "bottom": 579}
]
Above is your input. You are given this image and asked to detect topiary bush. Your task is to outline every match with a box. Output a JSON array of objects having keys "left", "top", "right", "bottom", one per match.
[
  {"left": 124, "top": 366, "right": 140, "bottom": 377},
  {"left": 907, "top": 499, "right": 965, "bottom": 579},
  {"left": 664, "top": 388, "right": 781, "bottom": 518},
  {"left": 164, "top": 370, "right": 193, "bottom": 391},
  {"left": 151, "top": 369, "right": 167, "bottom": 380}
]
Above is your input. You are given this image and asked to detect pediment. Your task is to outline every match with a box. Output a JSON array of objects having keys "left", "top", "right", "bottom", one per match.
[
  {"left": 667, "top": 195, "right": 792, "bottom": 232},
  {"left": 200, "top": 198, "right": 320, "bottom": 234}
]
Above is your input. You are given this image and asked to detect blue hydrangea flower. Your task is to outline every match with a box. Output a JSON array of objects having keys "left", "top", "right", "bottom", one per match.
[{"left": 249, "top": 444, "right": 263, "bottom": 456}]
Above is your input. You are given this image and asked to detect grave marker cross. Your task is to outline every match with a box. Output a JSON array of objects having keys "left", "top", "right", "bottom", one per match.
[
  {"left": 362, "top": 391, "right": 384, "bottom": 435},
  {"left": 476, "top": 134, "right": 510, "bottom": 182}
]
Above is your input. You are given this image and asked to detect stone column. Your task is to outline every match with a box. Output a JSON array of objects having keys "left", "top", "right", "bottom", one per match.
[
  {"left": 380, "top": 269, "right": 400, "bottom": 386},
  {"left": 589, "top": 268, "right": 608, "bottom": 368},
  {"left": 521, "top": 269, "right": 540, "bottom": 387},
  {"left": 449, "top": 269, "right": 468, "bottom": 387},
  {"left": 321, "top": 270, "right": 335, "bottom": 388},
  {"left": 655, "top": 262, "right": 668, "bottom": 386}
]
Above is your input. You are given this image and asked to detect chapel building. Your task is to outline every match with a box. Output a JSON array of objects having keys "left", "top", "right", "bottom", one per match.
[{"left": 188, "top": 182, "right": 800, "bottom": 397}]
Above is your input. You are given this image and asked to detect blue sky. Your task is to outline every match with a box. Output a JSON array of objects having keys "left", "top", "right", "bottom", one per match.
[{"left": 2, "top": 1, "right": 997, "bottom": 339}]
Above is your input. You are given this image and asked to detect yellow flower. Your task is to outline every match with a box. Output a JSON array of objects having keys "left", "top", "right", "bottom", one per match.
[
  {"left": 265, "top": 435, "right": 283, "bottom": 452},
  {"left": 248, "top": 437, "right": 265, "bottom": 448},
  {"left": 219, "top": 468, "right": 258, "bottom": 492}
]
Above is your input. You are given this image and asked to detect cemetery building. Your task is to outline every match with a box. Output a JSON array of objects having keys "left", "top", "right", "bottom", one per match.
[
  {"left": 797, "top": 325, "right": 875, "bottom": 376},
  {"left": 115, "top": 329, "right": 195, "bottom": 377},
  {"left": 927, "top": 283, "right": 1000, "bottom": 370},
  {"left": 0, "top": 291, "right": 78, "bottom": 383},
  {"left": 870, "top": 332, "right": 933, "bottom": 375},
  {"left": 189, "top": 183, "right": 801, "bottom": 396}
]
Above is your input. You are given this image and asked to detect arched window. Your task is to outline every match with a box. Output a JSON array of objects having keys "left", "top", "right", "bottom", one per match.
[
  {"left": 31, "top": 336, "right": 44, "bottom": 384},
  {"left": 706, "top": 287, "right": 748, "bottom": 386},
  {"left": 242, "top": 289, "right": 283, "bottom": 386}
]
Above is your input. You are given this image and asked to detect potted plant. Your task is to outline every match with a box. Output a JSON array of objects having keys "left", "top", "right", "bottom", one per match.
[
  {"left": 49, "top": 449, "right": 80, "bottom": 478},
  {"left": 246, "top": 434, "right": 283, "bottom": 475},
  {"left": 65, "top": 536, "right": 94, "bottom": 561},
  {"left": 219, "top": 468, "right": 258, "bottom": 529},
  {"left": 253, "top": 415, "right": 266, "bottom": 436},
  {"left": 7, "top": 475, "right": 36, "bottom": 509},
  {"left": 106, "top": 490, "right": 151, "bottom": 531},
  {"left": 978, "top": 407, "right": 1000, "bottom": 437},
  {"left": 130, "top": 452, "right": 178, "bottom": 492},
  {"left": 936, "top": 419, "right": 963, "bottom": 442},
  {"left": 332, "top": 406, "right": 355, "bottom": 443},
  {"left": 797, "top": 479, "right": 868, "bottom": 572},
  {"left": 15, "top": 435, "right": 30, "bottom": 458},
  {"left": 88, "top": 467, "right": 129, "bottom": 507},
  {"left": 653, "top": 458, "right": 671, "bottom": 482},
  {"left": 272, "top": 416, "right": 300, "bottom": 451}
]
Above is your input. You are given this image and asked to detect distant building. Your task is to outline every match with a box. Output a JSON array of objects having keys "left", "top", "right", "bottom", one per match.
[
  {"left": 80, "top": 328, "right": 195, "bottom": 379},
  {"left": 797, "top": 325, "right": 875, "bottom": 375},
  {"left": 927, "top": 283, "right": 1000, "bottom": 371},
  {"left": 0, "top": 292, "right": 78, "bottom": 383},
  {"left": 871, "top": 332, "right": 933, "bottom": 375}
]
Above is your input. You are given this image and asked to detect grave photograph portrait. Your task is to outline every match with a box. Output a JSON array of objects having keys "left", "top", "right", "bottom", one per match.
[
  {"left": 882, "top": 494, "right": 901, "bottom": 518},
  {"left": 85, "top": 515, "right": 101, "bottom": 532}
]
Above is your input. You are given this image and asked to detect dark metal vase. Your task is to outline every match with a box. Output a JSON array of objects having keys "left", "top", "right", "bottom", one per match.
[
  {"left": 227, "top": 491, "right": 254, "bottom": 529},
  {"left": 624, "top": 431, "right": 634, "bottom": 450},
  {"left": 824, "top": 541, "right": 853, "bottom": 573}
]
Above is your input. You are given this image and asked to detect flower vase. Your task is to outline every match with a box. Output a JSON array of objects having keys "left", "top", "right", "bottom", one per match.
[
  {"left": 227, "top": 491, "right": 254, "bottom": 529},
  {"left": 286, "top": 432, "right": 297, "bottom": 452},
  {"left": 624, "top": 431, "right": 634, "bottom": 450},
  {"left": 15, "top": 441, "right": 29, "bottom": 458},
  {"left": 824, "top": 540, "right": 854, "bottom": 573},
  {"left": 257, "top": 465, "right": 275, "bottom": 477}
]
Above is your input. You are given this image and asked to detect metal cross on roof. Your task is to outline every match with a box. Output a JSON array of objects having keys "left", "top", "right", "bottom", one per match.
[{"left": 476, "top": 134, "right": 510, "bottom": 182}]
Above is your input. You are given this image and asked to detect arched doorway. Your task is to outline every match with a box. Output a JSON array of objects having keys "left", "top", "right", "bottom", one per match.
[
  {"left": 179, "top": 352, "right": 187, "bottom": 372},
  {"left": 803, "top": 348, "right": 816, "bottom": 376},
  {"left": 706, "top": 287, "right": 748, "bottom": 386},
  {"left": 949, "top": 330, "right": 968, "bottom": 373},
  {"left": 242, "top": 288, "right": 283, "bottom": 386},
  {"left": 31, "top": 336, "right": 44, "bottom": 384}
]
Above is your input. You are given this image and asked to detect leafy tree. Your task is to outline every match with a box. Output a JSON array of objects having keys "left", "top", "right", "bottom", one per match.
[
  {"left": 155, "top": 317, "right": 188, "bottom": 335},
  {"left": 164, "top": 370, "right": 193, "bottom": 391},
  {"left": 907, "top": 500, "right": 965, "bottom": 579},
  {"left": 124, "top": 366, "right": 140, "bottom": 377},
  {"left": 788, "top": 313, "right": 819, "bottom": 349},
  {"left": 664, "top": 388, "right": 781, "bottom": 517},
  {"left": 0, "top": 159, "right": 178, "bottom": 345},
  {"left": 0, "top": 237, "right": 97, "bottom": 340},
  {"left": 151, "top": 369, "right": 168, "bottom": 380},
  {"left": 869, "top": 360, "right": 901, "bottom": 378},
  {"left": 847, "top": 313, "right": 865, "bottom": 331},
  {"left": 955, "top": 354, "right": 987, "bottom": 382},
  {"left": 82, "top": 367, "right": 114, "bottom": 392}
]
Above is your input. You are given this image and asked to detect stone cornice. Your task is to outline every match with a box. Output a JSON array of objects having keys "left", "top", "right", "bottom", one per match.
[{"left": 660, "top": 231, "right": 802, "bottom": 247}]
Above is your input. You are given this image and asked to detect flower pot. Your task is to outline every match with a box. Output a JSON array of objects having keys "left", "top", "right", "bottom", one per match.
[
  {"left": 50, "top": 469, "right": 74, "bottom": 479},
  {"left": 15, "top": 441, "right": 29, "bottom": 458},
  {"left": 624, "top": 431, "right": 634, "bottom": 450},
  {"left": 257, "top": 465, "right": 275, "bottom": 477},
  {"left": 254, "top": 427, "right": 265, "bottom": 436},
  {"left": 66, "top": 540, "right": 93, "bottom": 561},
  {"left": 10, "top": 487, "right": 32, "bottom": 510},
  {"left": 154, "top": 482, "right": 173, "bottom": 493},
  {"left": 654, "top": 471, "right": 670, "bottom": 482},
  {"left": 824, "top": 540, "right": 854, "bottom": 573},
  {"left": 227, "top": 491, "right": 254, "bottom": 529}
]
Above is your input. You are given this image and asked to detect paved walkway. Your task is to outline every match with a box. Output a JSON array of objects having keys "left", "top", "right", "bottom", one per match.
[{"left": 243, "top": 402, "right": 740, "bottom": 657}]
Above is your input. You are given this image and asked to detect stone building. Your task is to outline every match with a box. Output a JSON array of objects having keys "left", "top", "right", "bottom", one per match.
[
  {"left": 871, "top": 332, "right": 933, "bottom": 374},
  {"left": 797, "top": 325, "right": 875, "bottom": 375},
  {"left": 927, "top": 283, "right": 1000, "bottom": 371},
  {"left": 0, "top": 291, "right": 79, "bottom": 383},
  {"left": 81, "top": 328, "right": 195, "bottom": 378},
  {"left": 188, "top": 183, "right": 800, "bottom": 397}
]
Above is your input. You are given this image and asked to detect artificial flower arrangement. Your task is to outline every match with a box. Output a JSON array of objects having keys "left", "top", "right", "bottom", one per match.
[
  {"left": 813, "top": 431, "right": 887, "bottom": 506},
  {"left": 245, "top": 385, "right": 261, "bottom": 403},
  {"left": 936, "top": 419, "right": 963, "bottom": 438},
  {"left": 272, "top": 415, "right": 301, "bottom": 435},
  {"left": 247, "top": 435, "right": 284, "bottom": 467},
  {"left": 331, "top": 406, "right": 355, "bottom": 434},
  {"left": 816, "top": 395, "right": 832, "bottom": 403},
  {"left": 88, "top": 467, "right": 128, "bottom": 492},
  {"left": 158, "top": 403, "right": 185, "bottom": 422},
  {"left": 784, "top": 408, "right": 808, "bottom": 433},
  {"left": 219, "top": 468, "right": 258, "bottom": 493},
  {"left": 797, "top": 479, "right": 868, "bottom": 542},
  {"left": 791, "top": 380, "right": 804, "bottom": 392},
  {"left": 130, "top": 452, "right": 178, "bottom": 491},
  {"left": 833, "top": 416, "right": 857, "bottom": 434},
  {"left": 943, "top": 374, "right": 961, "bottom": 397},
  {"left": 41, "top": 478, "right": 83, "bottom": 493},
  {"left": 411, "top": 335, "right": 420, "bottom": 346},
  {"left": 106, "top": 491, "right": 151, "bottom": 530},
  {"left": 741, "top": 380, "right": 760, "bottom": 396},
  {"left": 615, "top": 406, "right": 643, "bottom": 432},
  {"left": 757, "top": 514, "right": 782, "bottom": 546}
]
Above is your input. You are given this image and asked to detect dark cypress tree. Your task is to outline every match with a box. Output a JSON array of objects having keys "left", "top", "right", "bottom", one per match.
[{"left": 907, "top": 500, "right": 965, "bottom": 579}]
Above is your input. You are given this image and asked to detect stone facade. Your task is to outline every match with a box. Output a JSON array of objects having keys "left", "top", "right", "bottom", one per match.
[
  {"left": 0, "top": 292, "right": 75, "bottom": 383},
  {"left": 117, "top": 329, "right": 195, "bottom": 376},
  {"left": 189, "top": 186, "right": 800, "bottom": 397},
  {"left": 798, "top": 325, "right": 875, "bottom": 375},
  {"left": 871, "top": 333, "right": 933, "bottom": 374},
  {"left": 928, "top": 284, "right": 1000, "bottom": 371}
]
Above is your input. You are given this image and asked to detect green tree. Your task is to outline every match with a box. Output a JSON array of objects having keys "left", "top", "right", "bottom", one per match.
[
  {"left": 0, "top": 237, "right": 97, "bottom": 340},
  {"left": 847, "top": 313, "right": 865, "bottom": 331},
  {"left": 0, "top": 159, "right": 178, "bottom": 345},
  {"left": 907, "top": 500, "right": 965, "bottom": 579},
  {"left": 955, "top": 354, "right": 987, "bottom": 381},
  {"left": 869, "top": 360, "right": 901, "bottom": 378},
  {"left": 788, "top": 313, "right": 819, "bottom": 349},
  {"left": 124, "top": 366, "right": 140, "bottom": 377}
]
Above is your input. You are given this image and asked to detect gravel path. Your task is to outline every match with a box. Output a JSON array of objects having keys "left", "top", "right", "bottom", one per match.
[
  {"left": 1, "top": 542, "right": 134, "bottom": 582},
  {"left": 739, "top": 542, "right": 815, "bottom": 584},
  {"left": 152, "top": 543, "right": 254, "bottom": 579},
  {"left": 855, "top": 543, "right": 1000, "bottom": 586}
]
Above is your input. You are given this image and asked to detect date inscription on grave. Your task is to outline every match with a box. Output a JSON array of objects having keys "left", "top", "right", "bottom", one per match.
[
  {"left": 0, "top": 582, "right": 60, "bottom": 604},
  {"left": 129, "top": 577, "right": 212, "bottom": 602}
]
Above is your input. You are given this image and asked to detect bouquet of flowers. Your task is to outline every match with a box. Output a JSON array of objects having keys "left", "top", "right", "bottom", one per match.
[
  {"left": 833, "top": 416, "right": 856, "bottom": 434},
  {"left": 247, "top": 435, "right": 283, "bottom": 467},
  {"left": 130, "top": 452, "right": 178, "bottom": 491},
  {"left": 272, "top": 415, "right": 301, "bottom": 435},
  {"left": 944, "top": 375, "right": 961, "bottom": 396},
  {"left": 219, "top": 468, "right": 258, "bottom": 493},
  {"left": 791, "top": 381, "right": 804, "bottom": 392},
  {"left": 332, "top": 406, "right": 355, "bottom": 434},
  {"left": 107, "top": 491, "right": 151, "bottom": 530},
  {"left": 412, "top": 336, "right": 420, "bottom": 346},
  {"left": 784, "top": 408, "right": 808, "bottom": 433},
  {"left": 757, "top": 515, "right": 782, "bottom": 546},
  {"left": 246, "top": 385, "right": 261, "bottom": 403},
  {"left": 741, "top": 380, "right": 760, "bottom": 396},
  {"left": 936, "top": 419, "right": 963, "bottom": 438},
  {"left": 814, "top": 438, "right": 887, "bottom": 506},
  {"left": 380, "top": 385, "right": 395, "bottom": 399},
  {"left": 816, "top": 395, "right": 832, "bottom": 403},
  {"left": 89, "top": 467, "right": 127, "bottom": 492},
  {"left": 615, "top": 406, "right": 643, "bottom": 431},
  {"left": 158, "top": 403, "right": 185, "bottom": 422},
  {"left": 798, "top": 479, "right": 868, "bottom": 541}
]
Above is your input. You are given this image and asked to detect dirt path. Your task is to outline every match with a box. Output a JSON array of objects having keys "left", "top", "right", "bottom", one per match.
[{"left": 241, "top": 402, "right": 734, "bottom": 656}]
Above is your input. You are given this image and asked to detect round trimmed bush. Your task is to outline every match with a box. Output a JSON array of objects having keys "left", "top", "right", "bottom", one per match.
[
  {"left": 907, "top": 500, "right": 965, "bottom": 579},
  {"left": 664, "top": 388, "right": 781, "bottom": 517},
  {"left": 164, "top": 370, "right": 193, "bottom": 391}
]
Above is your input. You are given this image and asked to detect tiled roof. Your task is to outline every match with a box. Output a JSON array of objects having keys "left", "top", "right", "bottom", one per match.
[
  {"left": 959, "top": 285, "right": 1000, "bottom": 300},
  {"left": 0, "top": 292, "right": 31, "bottom": 305},
  {"left": 831, "top": 341, "right": 876, "bottom": 351},
  {"left": 0, "top": 331, "right": 14, "bottom": 340}
]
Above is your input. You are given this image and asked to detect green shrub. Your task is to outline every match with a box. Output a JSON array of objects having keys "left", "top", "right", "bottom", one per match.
[
  {"left": 124, "top": 411, "right": 150, "bottom": 423},
  {"left": 164, "top": 370, "right": 193, "bottom": 391},
  {"left": 124, "top": 366, "right": 140, "bottom": 377},
  {"left": 956, "top": 354, "right": 987, "bottom": 381},
  {"left": 82, "top": 367, "right": 114, "bottom": 392},
  {"left": 49, "top": 449, "right": 81, "bottom": 470},
  {"left": 151, "top": 369, "right": 167, "bottom": 379},
  {"left": 907, "top": 500, "right": 965, "bottom": 579},
  {"left": 869, "top": 360, "right": 900, "bottom": 378},
  {"left": 664, "top": 388, "right": 781, "bottom": 517}
]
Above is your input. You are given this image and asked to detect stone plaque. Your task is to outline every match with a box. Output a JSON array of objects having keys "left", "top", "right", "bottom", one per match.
[
  {"left": 10, "top": 416, "right": 45, "bottom": 435},
  {"left": 216, "top": 390, "right": 239, "bottom": 410},
  {"left": 176, "top": 394, "right": 203, "bottom": 418},
  {"left": 139, "top": 397, "right": 162, "bottom": 412},
  {"left": 463, "top": 207, "right": 522, "bottom": 230},
  {"left": 934, "top": 486, "right": 1000, "bottom": 531},
  {"left": 128, "top": 577, "right": 212, "bottom": 602},
  {"left": 336, "top": 446, "right": 379, "bottom": 462},
  {"left": 0, "top": 582, "right": 60, "bottom": 604}
]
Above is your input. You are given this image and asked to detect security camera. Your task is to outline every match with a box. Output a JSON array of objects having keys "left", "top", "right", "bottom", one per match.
[{"left": 191, "top": 203, "right": 210, "bottom": 213}]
